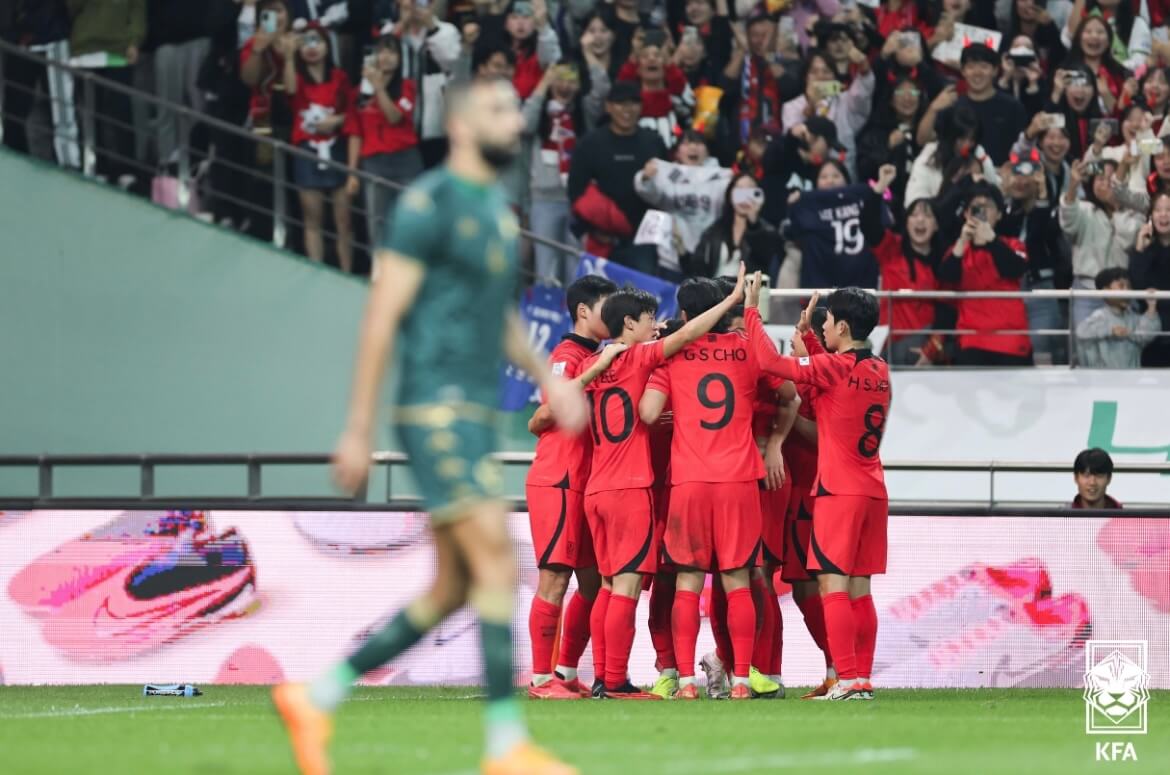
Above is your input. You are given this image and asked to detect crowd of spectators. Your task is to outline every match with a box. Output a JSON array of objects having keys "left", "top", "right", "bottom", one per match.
[{"left": 3, "top": 0, "right": 1170, "bottom": 367}]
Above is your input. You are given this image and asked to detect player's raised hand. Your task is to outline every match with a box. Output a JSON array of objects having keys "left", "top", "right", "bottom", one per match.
[
  {"left": 546, "top": 377, "right": 589, "bottom": 434},
  {"left": 796, "top": 292, "right": 820, "bottom": 333},
  {"left": 745, "top": 270, "right": 763, "bottom": 309},
  {"left": 729, "top": 260, "right": 747, "bottom": 302},
  {"left": 332, "top": 429, "right": 372, "bottom": 496},
  {"left": 597, "top": 341, "right": 629, "bottom": 367}
]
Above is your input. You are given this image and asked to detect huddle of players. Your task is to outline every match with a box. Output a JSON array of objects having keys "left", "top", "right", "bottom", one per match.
[{"left": 524, "top": 264, "right": 891, "bottom": 702}]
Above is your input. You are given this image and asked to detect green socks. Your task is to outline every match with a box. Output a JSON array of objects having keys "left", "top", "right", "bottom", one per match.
[
  {"left": 309, "top": 610, "right": 426, "bottom": 712},
  {"left": 480, "top": 618, "right": 527, "bottom": 759}
]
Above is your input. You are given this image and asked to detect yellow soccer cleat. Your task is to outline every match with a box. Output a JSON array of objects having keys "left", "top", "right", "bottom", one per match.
[
  {"left": 482, "top": 742, "right": 579, "bottom": 775},
  {"left": 648, "top": 673, "right": 680, "bottom": 700},
  {"left": 272, "top": 683, "right": 334, "bottom": 775},
  {"left": 748, "top": 667, "right": 781, "bottom": 698}
]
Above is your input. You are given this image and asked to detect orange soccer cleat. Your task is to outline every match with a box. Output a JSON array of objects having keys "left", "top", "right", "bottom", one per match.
[
  {"left": 482, "top": 742, "right": 579, "bottom": 775},
  {"left": 729, "top": 683, "right": 753, "bottom": 700},
  {"left": 801, "top": 677, "right": 838, "bottom": 700},
  {"left": 675, "top": 683, "right": 701, "bottom": 700},
  {"left": 272, "top": 683, "right": 334, "bottom": 775},
  {"left": 527, "top": 679, "right": 582, "bottom": 700}
]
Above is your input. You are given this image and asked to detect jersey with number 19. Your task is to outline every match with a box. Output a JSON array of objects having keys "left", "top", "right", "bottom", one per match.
[
  {"left": 582, "top": 340, "right": 666, "bottom": 576},
  {"left": 656, "top": 332, "right": 765, "bottom": 571},
  {"left": 746, "top": 307, "right": 891, "bottom": 576}
]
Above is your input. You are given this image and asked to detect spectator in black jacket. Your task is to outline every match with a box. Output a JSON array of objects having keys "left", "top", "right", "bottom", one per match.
[
  {"left": 856, "top": 75, "right": 926, "bottom": 222},
  {"left": 948, "top": 43, "right": 1027, "bottom": 166},
  {"left": 1130, "top": 191, "right": 1170, "bottom": 366},
  {"left": 683, "top": 171, "right": 782, "bottom": 279}
]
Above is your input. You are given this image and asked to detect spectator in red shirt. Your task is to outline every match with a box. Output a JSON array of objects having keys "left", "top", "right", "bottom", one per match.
[
  {"left": 282, "top": 22, "right": 358, "bottom": 272},
  {"left": 240, "top": 0, "right": 294, "bottom": 130},
  {"left": 876, "top": 196, "right": 945, "bottom": 366},
  {"left": 624, "top": 29, "right": 695, "bottom": 148},
  {"left": 502, "top": 0, "right": 561, "bottom": 100},
  {"left": 1071, "top": 448, "right": 1122, "bottom": 509},
  {"left": 350, "top": 34, "right": 423, "bottom": 250},
  {"left": 936, "top": 182, "right": 1034, "bottom": 366}
]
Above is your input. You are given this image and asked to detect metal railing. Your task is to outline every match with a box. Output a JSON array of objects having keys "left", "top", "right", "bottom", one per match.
[
  {"left": 0, "top": 38, "right": 580, "bottom": 280},
  {"left": 1, "top": 453, "right": 1167, "bottom": 515}
]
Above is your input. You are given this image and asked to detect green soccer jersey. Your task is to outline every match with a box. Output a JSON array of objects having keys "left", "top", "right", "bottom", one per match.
[{"left": 381, "top": 166, "right": 520, "bottom": 412}]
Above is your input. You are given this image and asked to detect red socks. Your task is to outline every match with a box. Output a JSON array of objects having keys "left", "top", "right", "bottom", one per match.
[
  {"left": 648, "top": 576, "right": 677, "bottom": 670},
  {"left": 671, "top": 589, "right": 701, "bottom": 678},
  {"left": 851, "top": 594, "right": 878, "bottom": 678},
  {"left": 590, "top": 588, "right": 611, "bottom": 682},
  {"left": 558, "top": 591, "right": 593, "bottom": 670},
  {"left": 796, "top": 592, "right": 830, "bottom": 665},
  {"left": 604, "top": 593, "right": 638, "bottom": 689},
  {"left": 528, "top": 596, "right": 561, "bottom": 676},
  {"left": 709, "top": 582, "right": 733, "bottom": 669},
  {"left": 751, "top": 577, "right": 782, "bottom": 675},
  {"left": 725, "top": 587, "right": 756, "bottom": 678},
  {"left": 821, "top": 591, "right": 858, "bottom": 681}
]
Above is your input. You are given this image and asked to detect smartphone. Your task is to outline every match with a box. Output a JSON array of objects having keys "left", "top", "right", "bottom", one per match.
[
  {"left": 731, "top": 187, "right": 765, "bottom": 207},
  {"left": 1089, "top": 118, "right": 1118, "bottom": 142},
  {"left": 1008, "top": 46, "right": 1036, "bottom": 66},
  {"left": 970, "top": 204, "right": 987, "bottom": 222},
  {"left": 815, "top": 80, "right": 842, "bottom": 99},
  {"left": 260, "top": 9, "right": 278, "bottom": 34},
  {"left": 1046, "top": 112, "right": 1066, "bottom": 129},
  {"left": 1084, "top": 161, "right": 1104, "bottom": 177},
  {"left": 360, "top": 50, "right": 376, "bottom": 97},
  {"left": 682, "top": 25, "right": 699, "bottom": 45},
  {"left": 1139, "top": 137, "right": 1164, "bottom": 155}
]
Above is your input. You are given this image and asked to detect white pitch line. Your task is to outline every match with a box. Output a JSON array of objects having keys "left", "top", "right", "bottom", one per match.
[
  {"left": 674, "top": 747, "right": 919, "bottom": 773},
  {"left": 0, "top": 700, "right": 228, "bottom": 719}
]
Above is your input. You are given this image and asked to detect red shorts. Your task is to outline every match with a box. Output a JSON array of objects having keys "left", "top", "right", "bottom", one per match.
[
  {"left": 526, "top": 484, "right": 595, "bottom": 570},
  {"left": 781, "top": 488, "right": 815, "bottom": 583},
  {"left": 807, "top": 494, "right": 889, "bottom": 577},
  {"left": 585, "top": 488, "right": 658, "bottom": 578},
  {"left": 652, "top": 482, "right": 676, "bottom": 574},
  {"left": 664, "top": 481, "right": 762, "bottom": 572},
  {"left": 759, "top": 468, "right": 791, "bottom": 565}
]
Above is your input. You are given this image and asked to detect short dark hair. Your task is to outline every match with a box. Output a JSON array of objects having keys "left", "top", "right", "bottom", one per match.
[
  {"left": 676, "top": 277, "right": 723, "bottom": 323},
  {"left": 566, "top": 275, "right": 618, "bottom": 322},
  {"left": 1095, "top": 267, "right": 1129, "bottom": 290},
  {"left": 659, "top": 318, "right": 685, "bottom": 337},
  {"left": 960, "top": 42, "right": 998, "bottom": 68},
  {"left": 472, "top": 42, "right": 516, "bottom": 74},
  {"left": 1074, "top": 448, "right": 1114, "bottom": 477},
  {"left": 810, "top": 307, "right": 829, "bottom": 348},
  {"left": 825, "top": 286, "right": 879, "bottom": 341},
  {"left": 601, "top": 288, "right": 658, "bottom": 338},
  {"left": 714, "top": 276, "right": 737, "bottom": 297},
  {"left": 963, "top": 180, "right": 1006, "bottom": 214}
]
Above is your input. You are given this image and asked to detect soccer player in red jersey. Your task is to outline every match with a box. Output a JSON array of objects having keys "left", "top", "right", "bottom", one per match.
[
  {"left": 639, "top": 277, "right": 783, "bottom": 700},
  {"left": 524, "top": 276, "right": 619, "bottom": 700},
  {"left": 583, "top": 266, "right": 746, "bottom": 699},
  {"left": 745, "top": 278, "right": 890, "bottom": 701}
]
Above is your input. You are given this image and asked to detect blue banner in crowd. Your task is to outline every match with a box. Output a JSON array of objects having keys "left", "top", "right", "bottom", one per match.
[
  {"left": 499, "top": 255, "right": 680, "bottom": 410},
  {"left": 575, "top": 254, "right": 680, "bottom": 320}
]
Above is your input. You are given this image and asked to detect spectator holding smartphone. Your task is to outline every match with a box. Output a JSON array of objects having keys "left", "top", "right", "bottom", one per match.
[
  {"left": 1049, "top": 64, "right": 1106, "bottom": 161},
  {"left": 1062, "top": 15, "right": 1131, "bottom": 108},
  {"left": 1129, "top": 192, "right": 1170, "bottom": 366},
  {"left": 780, "top": 45, "right": 874, "bottom": 177},
  {"left": 905, "top": 104, "right": 998, "bottom": 209},
  {"left": 1005, "top": 0, "right": 1067, "bottom": 72},
  {"left": 1075, "top": 267, "right": 1161, "bottom": 368},
  {"left": 350, "top": 34, "right": 423, "bottom": 250},
  {"left": 1084, "top": 106, "right": 1158, "bottom": 195},
  {"left": 283, "top": 21, "right": 358, "bottom": 271},
  {"left": 682, "top": 172, "right": 781, "bottom": 279},
  {"left": 936, "top": 182, "right": 1034, "bottom": 366},
  {"left": 996, "top": 36, "right": 1046, "bottom": 117},
  {"left": 241, "top": 0, "right": 294, "bottom": 131},
  {"left": 1060, "top": 158, "right": 1144, "bottom": 329}
]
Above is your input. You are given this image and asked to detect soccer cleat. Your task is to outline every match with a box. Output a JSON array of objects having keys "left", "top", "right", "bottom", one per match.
[
  {"left": 816, "top": 680, "right": 866, "bottom": 701},
  {"left": 748, "top": 667, "right": 781, "bottom": 698},
  {"left": 554, "top": 676, "right": 590, "bottom": 698},
  {"left": 674, "top": 683, "right": 701, "bottom": 700},
  {"left": 699, "top": 652, "right": 730, "bottom": 699},
  {"left": 856, "top": 680, "right": 875, "bottom": 700},
  {"left": 729, "top": 683, "right": 753, "bottom": 700},
  {"left": 481, "top": 742, "right": 578, "bottom": 775},
  {"left": 273, "top": 683, "right": 334, "bottom": 775},
  {"left": 527, "top": 679, "right": 581, "bottom": 700},
  {"left": 590, "top": 678, "right": 605, "bottom": 699},
  {"left": 600, "top": 681, "right": 663, "bottom": 700},
  {"left": 801, "top": 677, "right": 838, "bottom": 700},
  {"left": 648, "top": 673, "right": 679, "bottom": 700}
]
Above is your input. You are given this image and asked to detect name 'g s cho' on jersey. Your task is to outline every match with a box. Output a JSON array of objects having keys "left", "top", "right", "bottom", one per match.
[
  {"left": 661, "top": 332, "right": 765, "bottom": 485},
  {"left": 527, "top": 334, "right": 599, "bottom": 490},
  {"left": 745, "top": 308, "right": 890, "bottom": 499},
  {"left": 583, "top": 339, "right": 667, "bottom": 495}
]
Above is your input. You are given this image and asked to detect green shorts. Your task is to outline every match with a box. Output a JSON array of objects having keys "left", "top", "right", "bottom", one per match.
[{"left": 394, "top": 402, "right": 504, "bottom": 524}]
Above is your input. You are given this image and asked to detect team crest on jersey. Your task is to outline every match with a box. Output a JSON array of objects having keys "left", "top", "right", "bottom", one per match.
[
  {"left": 798, "top": 356, "right": 811, "bottom": 366},
  {"left": 551, "top": 362, "right": 567, "bottom": 377}
]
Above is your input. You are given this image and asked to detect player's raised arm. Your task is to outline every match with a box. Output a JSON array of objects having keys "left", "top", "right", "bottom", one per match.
[
  {"left": 333, "top": 252, "right": 426, "bottom": 494},
  {"left": 506, "top": 313, "right": 589, "bottom": 433},
  {"left": 577, "top": 343, "right": 629, "bottom": 386},
  {"left": 639, "top": 387, "right": 668, "bottom": 425},
  {"left": 660, "top": 261, "right": 747, "bottom": 358}
]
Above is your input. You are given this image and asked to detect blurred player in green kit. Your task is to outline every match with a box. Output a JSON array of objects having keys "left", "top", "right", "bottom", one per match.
[{"left": 274, "top": 78, "right": 588, "bottom": 775}]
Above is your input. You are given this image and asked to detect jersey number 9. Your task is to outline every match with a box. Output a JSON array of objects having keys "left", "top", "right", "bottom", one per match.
[{"left": 698, "top": 373, "right": 735, "bottom": 431}]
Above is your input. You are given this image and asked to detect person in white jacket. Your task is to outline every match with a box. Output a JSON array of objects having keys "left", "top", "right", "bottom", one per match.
[
  {"left": 391, "top": 2, "right": 462, "bottom": 167},
  {"left": 1059, "top": 158, "right": 1145, "bottom": 330},
  {"left": 904, "top": 104, "right": 999, "bottom": 207},
  {"left": 632, "top": 129, "right": 733, "bottom": 273},
  {"left": 780, "top": 46, "right": 874, "bottom": 179}
]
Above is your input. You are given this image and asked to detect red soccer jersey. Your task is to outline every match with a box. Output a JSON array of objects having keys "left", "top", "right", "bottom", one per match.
[
  {"left": 584, "top": 340, "right": 666, "bottom": 495},
  {"left": 527, "top": 335, "right": 600, "bottom": 490},
  {"left": 784, "top": 379, "right": 821, "bottom": 491},
  {"left": 289, "top": 68, "right": 357, "bottom": 147},
  {"left": 646, "top": 367, "right": 674, "bottom": 491},
  {"left": 654, "top": 332, "right": 765, "bottom": 486},
  {"left": 351, "top": 79, "right": 420, "bottom": 157},
  {"left": 746, "top": 309, "right": 890, "bottom": 499},
  {"left": 751, "top": 375, "right": 786, "bottom": 443}
]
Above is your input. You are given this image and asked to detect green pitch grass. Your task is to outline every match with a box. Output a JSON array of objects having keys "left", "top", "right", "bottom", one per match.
[{"left": 0, "top": 686, "right": 1165, "bottom": 774}]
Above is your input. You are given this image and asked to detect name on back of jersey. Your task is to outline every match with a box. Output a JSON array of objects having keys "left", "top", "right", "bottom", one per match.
[
  {"left": 847, "top": 373, "right": 890, "bottom": 394},
  {"left": 682, "top": 346, "right": 748, "bottom": 362},
  {"left": 817, "top": 202, "right": 861, "bottom": 222}
]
